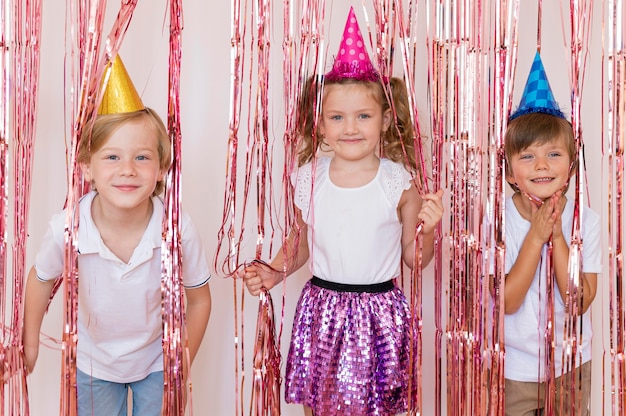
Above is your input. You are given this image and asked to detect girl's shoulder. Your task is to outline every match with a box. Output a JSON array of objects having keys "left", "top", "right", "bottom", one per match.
[
  {"left": 292, "top": 156, "right": 331, "bottom": 186},
  {"left": 291, "top": 157, "right": 332, "bottom": 215},
  {"left": 378, "top": 158, "right": 413, "bottom": 205}
]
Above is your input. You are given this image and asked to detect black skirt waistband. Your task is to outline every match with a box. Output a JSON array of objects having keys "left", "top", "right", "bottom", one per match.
[{"left": 310, "top": 276, "right": 395, "bottom": 293}]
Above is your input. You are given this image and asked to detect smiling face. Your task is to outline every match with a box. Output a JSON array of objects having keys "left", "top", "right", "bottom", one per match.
[
  {"left": 506, "top": 134, "right": 573, "bottom": 201},
  {"left": 318, "top": 82, "right": 391, "bottom": 165},
  {"left": 80, "top": 117, "right": 165, "bottom": 212},
  {"left": 504, "top": 112, "right": 577, "bottom": 200}
]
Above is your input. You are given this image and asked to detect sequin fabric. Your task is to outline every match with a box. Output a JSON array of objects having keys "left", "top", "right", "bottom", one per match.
[{"left": 285, "top": 279, "right": 416, "bottom": 415}]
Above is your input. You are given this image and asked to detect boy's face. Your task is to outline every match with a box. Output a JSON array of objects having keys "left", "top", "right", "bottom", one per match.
[
  {"left": 506, "top": 135, "right": 573, "bottom": 201},
  {"left": 80, "top": 118, "right": 165, "bottom": 211}
]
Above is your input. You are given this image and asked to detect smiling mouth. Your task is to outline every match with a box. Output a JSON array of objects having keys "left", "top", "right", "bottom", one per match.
[
  {"left": 531, "top": 177, "right": 554, "bottom": 183},
  {"left": 115, "top": 185, "right": 139, "bottom": 191}
]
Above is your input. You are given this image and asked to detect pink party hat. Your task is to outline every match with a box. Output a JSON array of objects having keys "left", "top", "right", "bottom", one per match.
[{"left": 325, "top": 7, "right": 380, "bottom": 82}]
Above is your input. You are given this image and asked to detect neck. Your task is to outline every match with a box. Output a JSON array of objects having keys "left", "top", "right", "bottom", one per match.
[
  {"left": 331, "top": 154, "right": 379, "bottom": 172},
  {"left": 92, "top": 194, "right": 153, "bottom": 230}
]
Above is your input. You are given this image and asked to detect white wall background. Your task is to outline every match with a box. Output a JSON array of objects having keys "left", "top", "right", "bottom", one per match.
[{"left": 21, "top": 0, "right": 615, "bottom": 415}]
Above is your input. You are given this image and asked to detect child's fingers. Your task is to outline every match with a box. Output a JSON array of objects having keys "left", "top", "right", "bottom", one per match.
[
  {"left": 244, "top": 275, "right": 263, "bottom": 296},
  {"left": 419, "top": 189, "right": 445, "bottom": 231}
]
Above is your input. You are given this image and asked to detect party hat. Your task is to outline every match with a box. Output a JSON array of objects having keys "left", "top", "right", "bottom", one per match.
[
  {"left": 324, "top": 7, "right": 380, "bottom": 82},
  {"left": 98, "top": 55, "right": 145, "bottom": 115},
  {"left": 509, "top": 51, "right": 565, "bottom": 121}
]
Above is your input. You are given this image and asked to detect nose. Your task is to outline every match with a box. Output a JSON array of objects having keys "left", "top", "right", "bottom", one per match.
[
  {"left": 344, "top": 118, "right": 358, "bottom": 135},
  {"left": 534, "top": 156, "right": 549, "bottom": 170},
  {"left": 119, "top": 159, "right": 137, "bottom": 176}
]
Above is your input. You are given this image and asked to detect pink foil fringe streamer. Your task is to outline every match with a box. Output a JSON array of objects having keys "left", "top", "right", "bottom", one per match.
[
  {"left": 1, "top": 0, "right": 42, "bottom": 414},
  {"left": 161, "top": 0, "right": 189, "bottom": 414},
  {"left": 605, "top": 1, "right": 625, "bottom": 414}
]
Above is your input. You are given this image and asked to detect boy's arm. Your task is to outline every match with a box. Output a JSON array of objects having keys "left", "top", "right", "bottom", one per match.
[
  {"left": 504, "top": 194, "right": 563, "bottom": 314},
  {"left": 552, "top": 235, "right": 598, "bottom": 314},
  {"left": 503, "top": 232, "right": 545, "bottom": 314},
  {"left": 184, "top": 283, "right": 212, "bottom": 365},
  {"left": 23, "top": 266, "right": 56, "bottom": 373}
]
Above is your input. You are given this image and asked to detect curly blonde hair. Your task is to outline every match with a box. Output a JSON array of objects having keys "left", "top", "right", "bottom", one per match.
[
  {"left": 77, "top": 108, "right": 171, "bottom": 196},
  {"left": 296, "top": 76, "right": 418, "bottom": 173}
]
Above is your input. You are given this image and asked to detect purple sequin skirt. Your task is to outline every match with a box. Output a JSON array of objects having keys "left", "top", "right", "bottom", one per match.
[{"left": 285, "top": 277, "right": 416, "bottom": 415}]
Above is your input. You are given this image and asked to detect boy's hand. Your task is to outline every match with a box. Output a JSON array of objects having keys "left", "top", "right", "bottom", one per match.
[
  {"left": 418, "top": 189, "right": 445, "bottom": 234},
  {"left": 240, "top": 261, "right": 283, "bottom": 296},
  {"left": 528, "top": 191, "right": 563, "bottom": 244},
  {"left": 549, "top": 192, "right": 566, "bottom": 240}
]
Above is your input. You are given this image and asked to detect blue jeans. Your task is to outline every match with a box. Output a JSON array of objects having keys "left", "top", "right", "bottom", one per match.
[{"left": 77, "top": 368, "right": 163, "bottom": 416}]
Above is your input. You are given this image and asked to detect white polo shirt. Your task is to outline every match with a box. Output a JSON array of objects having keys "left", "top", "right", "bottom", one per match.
[{"left": 35, "top": 191, "right": 211, "bottom": 383}]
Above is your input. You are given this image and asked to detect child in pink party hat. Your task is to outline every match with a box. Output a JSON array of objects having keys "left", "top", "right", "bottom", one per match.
[{"left": 242, "top": 7, "right": 443, "bottom": 415}]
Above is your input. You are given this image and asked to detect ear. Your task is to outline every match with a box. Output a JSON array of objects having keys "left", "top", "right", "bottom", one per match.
[
  {"left": 568, "top": 159, "right": 578, "bottom": 178},
  {"left": 158, "top": 167, "right": 167, "bottom": 182},
  {"left": 80, "top": 162, "right": 92, "bottom": 182},
  {"left": 382, "top": 108, "right": 392, "bottom": 132},
  {"left": 316, "top": 122, "right": 325, "bottom": 138}
]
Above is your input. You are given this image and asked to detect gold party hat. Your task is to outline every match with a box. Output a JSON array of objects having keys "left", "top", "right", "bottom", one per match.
[{"left": 97, "top": 55, "right": 145, "bottom": 114}]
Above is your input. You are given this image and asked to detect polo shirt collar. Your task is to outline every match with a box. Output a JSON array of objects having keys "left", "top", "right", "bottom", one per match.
[{"left": 77, "top": 192, "right": 165, "bottom": 261}]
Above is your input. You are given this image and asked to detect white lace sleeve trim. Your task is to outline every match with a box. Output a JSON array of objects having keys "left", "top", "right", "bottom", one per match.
[
  {"left": 291, "top": 157, "right": 330, "bottom": 217},
  {"left": 380, "top": 159, "right": 413, "bottom": 206}
]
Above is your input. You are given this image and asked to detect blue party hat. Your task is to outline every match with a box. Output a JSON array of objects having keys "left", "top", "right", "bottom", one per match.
[{"left": 509, "top": 51, "right": 565, "bottom": 121}]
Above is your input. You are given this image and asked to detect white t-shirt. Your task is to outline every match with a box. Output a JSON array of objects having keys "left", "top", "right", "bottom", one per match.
[
  {"left": 35, "top": 191, "right": 211, "bottom": 383},
  {"left": 502, "top": 196, "right": 602, "bottom": 382},
  {"left": 293, "top": 157, "right": 412, "bottom": 285}
]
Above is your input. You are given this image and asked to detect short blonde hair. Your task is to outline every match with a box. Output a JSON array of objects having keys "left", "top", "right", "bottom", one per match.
[{"left": 78, "top": 108, "right": 171, "bottom": 196}]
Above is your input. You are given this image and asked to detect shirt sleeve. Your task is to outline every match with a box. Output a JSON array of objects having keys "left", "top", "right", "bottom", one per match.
[
  {"left": 181, "top": 213, "right": 211, "bottom": 288},
  {"left": 582, "top": 207, "right": 602, "bottom": 274},
  {"left": 34, "top": 211, "right": 66, "bottom": 281}
]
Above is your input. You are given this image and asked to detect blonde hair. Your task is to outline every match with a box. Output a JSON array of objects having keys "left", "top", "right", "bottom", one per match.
[
  {"left": 78, "top": 107, "right": 171, "bottom": 196},
  {"left": 297, "top": 76, "right": 418, "bottom": 173},
  {"left": 504, "top": 112, "right": 577, "bottom": 193}
]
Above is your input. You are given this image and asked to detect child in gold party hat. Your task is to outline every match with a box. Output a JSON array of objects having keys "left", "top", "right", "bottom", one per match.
[{"left": 23, "top": 55, "right": 212, "bottom": 416}]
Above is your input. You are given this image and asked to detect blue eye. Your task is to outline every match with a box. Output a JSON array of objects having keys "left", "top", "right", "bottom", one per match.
[
  {"left": 106, "top": 155, "right": 119, "bottom": 160},
  {"left": 548, "top": 152, "right": 561, "bottom": 158},
  {"left": 330, "top": 115, "right": 342, "bottom": 121},
  {"left": 136, "top": 155, "right": 148, "bottom": 161},
  {"left": 358, "top": 114, "right": 371, "bottom": 119}
]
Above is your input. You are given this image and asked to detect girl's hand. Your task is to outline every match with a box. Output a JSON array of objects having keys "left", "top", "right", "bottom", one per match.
[
  {"left": 240, "top": 261, "right": 283, "bottom": 296},
  {"left": 418, "top": 189, "right": 445, "bottom": 234}
]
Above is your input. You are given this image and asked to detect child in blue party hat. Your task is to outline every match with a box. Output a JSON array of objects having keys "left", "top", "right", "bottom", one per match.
[
  {"left": 241, "top": 7, "right": 443, "bottom": 416},
  {"left": 497, "top": 51, "right": 602, "bottom": 415}
]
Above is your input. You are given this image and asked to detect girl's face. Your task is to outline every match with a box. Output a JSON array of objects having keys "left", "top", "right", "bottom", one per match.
[
  {"left": 80, "top": 118, "right": 165, "bottom": 212},
  {"left": 318, "top": 83, "right": 391, "bottom": 164},
  {"left": 506, "top": 135, "right": 573, "bottom": 201}
]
